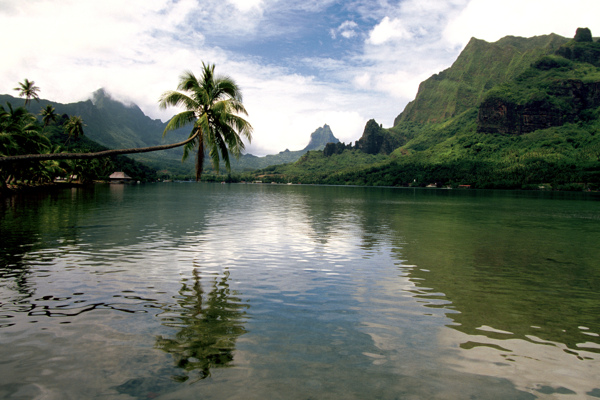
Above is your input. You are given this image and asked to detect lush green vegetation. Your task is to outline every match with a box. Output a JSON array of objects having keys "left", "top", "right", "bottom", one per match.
[
  {"left": 1, "top": 99, "right": 156, "bottom": 190},
  {"left": 159, "top": 63, "right": 253, "bottom": 180},
  {"left": 245, "top": 31, "right": 600, "bottom": 191},
  {"left": 4, "top": 33, "right": 600, "bottom": 190}
]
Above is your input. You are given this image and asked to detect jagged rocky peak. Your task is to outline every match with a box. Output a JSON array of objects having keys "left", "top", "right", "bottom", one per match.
[
  {"left": 90, "top": 88, "right": 117, "bottom": 107},
  {"left": 303, "top": 124, "right": 339, "bottom": 151},
  {"left": 90, "top": 88, "right": 143, "bottom": 113},
  {"left": 574, "top": 27, "right": 593, "bottom": 43}
]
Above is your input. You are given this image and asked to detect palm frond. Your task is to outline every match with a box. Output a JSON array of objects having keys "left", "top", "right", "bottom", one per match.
[
  {"left": 159, "top": 91, "right": 198, "bottom": 112},
  {"left": 158, "top": 62, "right": 253, "bottom": 180},
  {"left": 163, "top": 110, "right": 196, "bottom": 136}
]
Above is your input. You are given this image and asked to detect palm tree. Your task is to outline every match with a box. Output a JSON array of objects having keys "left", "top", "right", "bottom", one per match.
[
  {"left": 14, "top": 79, "right": 40, "bottom": 107},
  {"left": 40, "top": 105, "right": 57, "bottom": 127},
  {"left": 159, "top": 62, "right": 253, "bottom": 180},
  {"left": 64, "top": 115, "right": 85, "bottom": 141},
  {"left": 0, "top": 64, "right": 251, "bottom": 169}
]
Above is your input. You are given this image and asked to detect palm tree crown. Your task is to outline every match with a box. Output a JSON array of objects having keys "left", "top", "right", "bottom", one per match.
[
  {"left": 159, "top": 63, "right": 252, "bottom": 180},
  {"left": 64, "top": 115, "right": 85, "bottom": 142},
  {"left": 40, "top": 105, "right": 57, "bottom": 127},
  {"left": 14, "top": 79, "right": 40, "bottom": 107}
]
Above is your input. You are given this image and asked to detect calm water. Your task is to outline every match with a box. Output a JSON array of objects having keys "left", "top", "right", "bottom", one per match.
[{"left": 1, "top": 183, "right": 599, "bottom": 399}]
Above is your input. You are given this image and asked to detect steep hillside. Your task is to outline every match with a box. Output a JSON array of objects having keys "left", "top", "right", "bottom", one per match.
[
  {"left": 254, "top": 29, "right": 600, "bottom": 190},
  {"left": 394, "top": 33, "right": 569, "bottom": 125},
  {"left": 0, "top": 90, "right": 196, "bottom": 175}
]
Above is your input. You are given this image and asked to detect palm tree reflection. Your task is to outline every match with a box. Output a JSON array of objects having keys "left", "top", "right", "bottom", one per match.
[{"left": 156, "top": 268, "right": 248, "bottom": 382}]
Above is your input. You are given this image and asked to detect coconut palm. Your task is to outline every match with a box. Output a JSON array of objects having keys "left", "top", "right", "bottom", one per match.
[
  {"left": 64, "top": 115, "right": 85, "bottom": 140},
  {"left": 0, "top": 64, "right": 251, "bottom": 169},
  {"left": 40, "top": 105, "right": 57, "bottom": 127},
  {"left": 0, "top": 103, "right": 52, "bottom": 187},
  {"left": 14, "top": 79, "right": 40, "bottom": 107},
  {"left": 159, "top": 62, "right": 253, "bottom": 180}
]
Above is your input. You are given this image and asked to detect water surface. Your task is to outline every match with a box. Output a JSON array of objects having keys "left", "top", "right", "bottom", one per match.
[{"left": 1, "top": 183, "right": 599, "bottom": 399}]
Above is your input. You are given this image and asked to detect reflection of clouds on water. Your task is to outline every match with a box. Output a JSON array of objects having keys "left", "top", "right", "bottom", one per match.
[
  {"left": 3, "top": 183, "right": 600, "bottom": 399},
  {"left": 438, "top": 327, "right": 600, "bottom": 398}
]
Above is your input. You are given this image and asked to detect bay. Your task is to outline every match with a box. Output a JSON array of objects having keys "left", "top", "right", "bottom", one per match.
[{"left": 1, "top": 183, "right": 599, "bottom": 399}]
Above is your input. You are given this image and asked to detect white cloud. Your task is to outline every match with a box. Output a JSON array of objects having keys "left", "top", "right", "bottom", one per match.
[
  {"left": 227, "top": 0, "right": 263, "bottom": 12},
  {"left": 444, "top": 0, "right": 600, "bottom": 46},
  {"left": 331, "top": 20, "right": 359, "bottom": 40},
  {"left": 368, "top": 16, "right": 412, "bottom": 45},
  {"left": 232, "top": 65, "right": 370, "bottom": 154},
  {"left": 3, "top": 0, "right": 600, "bottom": 159}
]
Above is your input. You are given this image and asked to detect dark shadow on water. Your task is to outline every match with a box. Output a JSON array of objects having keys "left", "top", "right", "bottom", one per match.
[{"left": 155, "top": 268, "right": 249, "bottom": 383}]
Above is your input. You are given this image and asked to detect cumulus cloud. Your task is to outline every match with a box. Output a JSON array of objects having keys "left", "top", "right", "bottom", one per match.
[
  {"left": 444, "top": 0, "right": 600, "bottom": 46},
  {"left": 367, "top": 16, "right": 413, "bottom": 45},
  {"left": 331, "top": 20, "right": 359, "bottom": 39},
  {"left": 2, "top": 0, "right": 599, "bottom": 156}
]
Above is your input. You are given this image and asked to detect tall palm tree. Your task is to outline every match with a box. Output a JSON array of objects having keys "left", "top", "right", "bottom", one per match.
[
  {"left": 0, "top": 64, "right": 251, "bottom": 168},
  {"left": 159, "top": 62, "right": 253, "bottom": 180},
  {"left": 63, "top": 115, "right": 85, "bottom": 141},
  {"left": 14, "top": 79, "right": 40, "bottom": 107},
  {"left": 40, "top": 104, "right": 57, "bottom": 127}
]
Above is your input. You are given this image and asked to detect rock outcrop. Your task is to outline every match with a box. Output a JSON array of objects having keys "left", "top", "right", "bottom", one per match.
[
  {"left": 302, "top": 124, "right": 338, "bottom": 151},
  {"left": 477, "top": 80, "right": 600, "bottom": 135},
  {"left": 354, "top": 119, "right": 400, "bottom": 155}
]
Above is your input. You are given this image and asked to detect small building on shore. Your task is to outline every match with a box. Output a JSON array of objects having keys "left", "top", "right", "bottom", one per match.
[{"left": 109, "top": 172, "right": 132, "bottom": 183}]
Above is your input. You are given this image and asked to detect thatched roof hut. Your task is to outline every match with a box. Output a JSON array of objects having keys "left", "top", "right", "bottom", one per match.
[{"left": 109, "top": 171, "right": 132, "bottom": 182}]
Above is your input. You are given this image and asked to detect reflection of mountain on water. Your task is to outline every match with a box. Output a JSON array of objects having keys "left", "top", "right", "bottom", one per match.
[
  {"left": 397, "top": 194, "right": 600, "bottom": 354},
  {"left": 387, "top": 192, "right": 600, "bottom": 397},
  {"left": 155, "top": 268, "right": 248, "bottom": 382}
]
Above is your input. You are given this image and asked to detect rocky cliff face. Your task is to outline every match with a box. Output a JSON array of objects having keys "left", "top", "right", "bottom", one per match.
[
  {"left": 478, "top": 80, "right": 600, "bottom": 135},
  {"left": 355, "top": 119, "right": 400, "bottom": 155},
  {"left": 303, "top": 124, "right": 338, "bottom": 151},
  {"left": 393, "top": 34, "right": 568, "bottom": 126}
]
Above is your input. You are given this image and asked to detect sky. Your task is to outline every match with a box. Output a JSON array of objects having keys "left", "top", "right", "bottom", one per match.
[{"left": 1, "top": 0, "right": 600, "bottom": 156}]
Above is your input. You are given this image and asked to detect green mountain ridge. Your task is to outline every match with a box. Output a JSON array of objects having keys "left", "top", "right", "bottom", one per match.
[
  {"left": 0, "top": 90, "right": 197, "bottom": 175},
  {"left": 255, "top": 28, "right": 600, "bottom": 190},
  {"left": 394, "top": 33, "right": 569, "bottom": 125},
  {"left": 0, "top": 90, "right": 339, "bottom": 176}
]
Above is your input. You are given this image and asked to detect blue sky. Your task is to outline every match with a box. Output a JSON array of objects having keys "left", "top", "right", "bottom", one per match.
[{"left": 1, "top": 0, "right": 599, "bottom": 155}]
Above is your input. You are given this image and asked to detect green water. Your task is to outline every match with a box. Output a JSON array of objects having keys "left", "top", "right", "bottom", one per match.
[{"left": 1, "top": 183, "right": 599, "bottom": 399}]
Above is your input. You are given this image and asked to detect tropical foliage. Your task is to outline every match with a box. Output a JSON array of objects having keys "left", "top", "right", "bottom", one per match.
[
  {"left": 245, "top": 30, "right": 600, "bottom": 191},
  {"left": 1, "top": 63, "right": 257, "bottom": 188},
  {"left": 0, "top": 99, "right": 156, "bottom": 190},
  {"left": 159, "top": 62, "right": 253, "bottom": 180},
  {"left": 14, "top": 79, "right": 40, "bottom": 107}
]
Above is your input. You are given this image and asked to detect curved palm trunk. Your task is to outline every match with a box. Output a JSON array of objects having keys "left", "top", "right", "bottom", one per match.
[
  {"left": 196, "top": 138, "right": 205, "bottom": 181},
  {"left": 0, "top": 131, "right": 199, "bottom": 163}
]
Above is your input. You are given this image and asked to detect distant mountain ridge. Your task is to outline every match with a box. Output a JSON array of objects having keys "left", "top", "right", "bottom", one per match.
[
  {"left": 233, "top": 124, "right": 339, "bottom": 171},
  {"left": 0, "top": 90, "right": 340, "bottom": 175}
]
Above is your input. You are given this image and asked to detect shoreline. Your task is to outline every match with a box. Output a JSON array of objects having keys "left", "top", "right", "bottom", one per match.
[{"left": 0, "top": 181, "right": 90, "bottom": 197}]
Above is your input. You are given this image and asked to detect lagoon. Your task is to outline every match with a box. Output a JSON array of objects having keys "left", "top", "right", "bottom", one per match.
[{"left": 1, "top": 183, "right": 599, "bottom": 399}]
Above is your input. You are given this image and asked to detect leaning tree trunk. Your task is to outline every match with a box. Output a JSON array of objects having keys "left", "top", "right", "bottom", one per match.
[{"left": 0, "top": 132, "right": 199, "bottom": 163}]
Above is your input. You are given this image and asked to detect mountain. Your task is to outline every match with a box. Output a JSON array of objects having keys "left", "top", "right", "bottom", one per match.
[
  {"left": 0, "top": 89, "right": 196, "bottom": 175},
  {"left": 231, "top": 124, "right": 339, "bottom": 171},
  {"left": 394, "top": 33, "right": 569, "bottom": 125},
  {"left": 252, "top": 28, "right": 600, "bottom": 190},
  {"left": 1, "top": 90, "right": 339, "bottom": 176},
  {"left": 302, "top": 124, "right": 338, "bottom": 151}
]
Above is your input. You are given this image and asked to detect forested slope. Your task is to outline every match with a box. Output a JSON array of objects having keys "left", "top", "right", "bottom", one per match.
[{"left": 255, "top": 29, "right": 600, "bottom": 190}]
